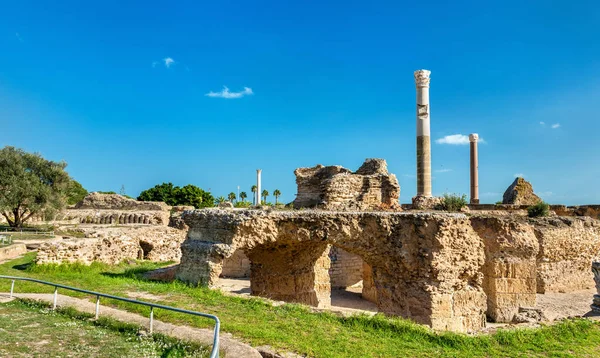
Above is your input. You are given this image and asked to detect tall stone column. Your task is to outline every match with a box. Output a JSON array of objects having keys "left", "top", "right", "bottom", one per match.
[
  {"left": 256, "top": 169, "right": 262, "bottom": 206},
  {"left": 415, "top": 70, "right": 432, "bottom": 197},
  {"left": 469, "top": 134, "right": 479, "bottom": 204}
]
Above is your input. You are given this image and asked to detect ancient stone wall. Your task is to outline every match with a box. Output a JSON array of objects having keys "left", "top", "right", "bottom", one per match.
[
  {"left": 175, "top": 208, "right": 600, "bottom": 332},
  {"left": 502, "top": 178, "right": 541, "bottom": 205},
  {"left": 177, "top": 209, "right": 486, "bottom": 332},
  {"left": 329, "top": 246, "right": 363, "bottom": 289},
  {"left": 221, "top": 249, "right": 251, "bottom": 278},
  {"left": 36, "top": 226, "right": 187, "bottom": 265},
  {"left": 293, "top": 158, "right": 401, "bottom": 210},
  {"left": 75, "top": 192, "right": 170, "bottom": 211},
  {"left": 471, "top": 216, "right": 539, "bottom": 322},
  {"left": 534, "top": 217, "right": 600, "bottom": 293},
  {"left": 63, "top": 209, "right": 170, "bottom": 226}
]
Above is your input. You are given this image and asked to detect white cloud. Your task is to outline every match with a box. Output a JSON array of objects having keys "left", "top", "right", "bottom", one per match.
[
  {"left": 402, "top": 174, "right": 415, "bottom": 178},
  {"left": 539, "top": 121, "right": 545, "bottom": 126},
  {"left": 163, "top": 57, "right": 175, "bottom": 68},
  {"left": 435, "top": 134, "right": 485, "bottom": 145},
  {"left": 205, "top": 86, "right": 254, "bottom": 99},
  {"left": 551, "top": 123, "right": 560, "bottom": 129},
  {"left": 514, "top": 173, "right": 525, "bottom": 178},
  {"left": 152, "top": 61, "right": 158, "bottom": 68},
  {"left": 15, "top": 32, "right": 23, "bottom": 42},
  {"left": 481, "top": 192, "right": 501, "bottom": 197},
  {"left": 435, "top": 169, "right": 452, "bottom": 173},
  {"left": 538, "top": 191, "right": 553, "bottom": 197}
]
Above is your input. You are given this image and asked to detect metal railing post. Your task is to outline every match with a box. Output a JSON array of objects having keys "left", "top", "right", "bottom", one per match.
[
  {"left": 10, "top": 280, "right": 15, "bottom": 298},
  {"left": 95, "top": 295, "right": 100, "bottom": 319},
  {"left": 149, "top": 307, "right": 154, "bottom": 334},
  {"left": 53, "top": 287, "right": 58, "bottom": 310},
  {"left": 0, "top": 275, "right": 220, "bottom": 358}
]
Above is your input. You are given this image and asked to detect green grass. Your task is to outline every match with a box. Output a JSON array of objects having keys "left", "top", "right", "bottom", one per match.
[
  {"left": 0, "top": 299, "right": 209, "bottom": 357},
  {"left": 2, "top": 253, "right": 600, "bottom": 357}
]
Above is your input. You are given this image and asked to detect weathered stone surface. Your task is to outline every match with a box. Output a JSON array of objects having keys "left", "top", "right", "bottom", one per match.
[
  {"left": 177, "top": 209, "right": 486, "bottom": 332},
  {"left": 221, "top": 249, "right": 251, "bottom": 278},
  {"left": 0, "top": 244, "right": 27, "bottom": 262},
  {"left": 218, "top": 202, "right": 234, "bottom": 209},
  {"left": 534, "top": 217, "right": 600, "bottom": 293},
  {"left": 411, "top": 196, "right": 443, "bottom": 210},
  {"left": 471, "top": 216, "right": 539, "bottom": 322},
  {"left": 36, "top": 226, "right": 187, "bottom": 265},
  {"left": 502, "top": 178, "right": 541, "bottom": 205},
  {"left": 292, "top": 158, "right": 401, "bottom": 211},
  {"left": 74, "top": 192, "right": 170, "bottom": 211},
  {"left": 62, "top": 209, "right": 170, "bottom": 226}
]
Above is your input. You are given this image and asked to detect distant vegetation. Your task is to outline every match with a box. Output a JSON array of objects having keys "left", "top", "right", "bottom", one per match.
[
  {"left": 436, "top": 193, "right": 468, "bottom": 212},
  {"left": 138, "top": 182, "right": 214, "bottom": 209},
  {"left": 528, "top": 201, "right": 550, "bottom": 218}
]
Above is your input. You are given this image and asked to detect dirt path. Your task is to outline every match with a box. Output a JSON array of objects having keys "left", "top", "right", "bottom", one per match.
[{"left": 0, "top": 292, "right": 261, "bottom": 358}]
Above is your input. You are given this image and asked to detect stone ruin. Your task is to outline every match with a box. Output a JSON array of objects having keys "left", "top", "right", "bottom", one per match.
[
  {"left": 63, "top": 192, "right": 172, "bottom": 225},
  {"left": 502, "top": 177, "right": 541, "bottom": 205},
  {"left": 292, "top": 158, "right": 401, "bottom": 211},
  {"left": 175, "top": 209, "right": 600, "bottom": 333},
  {"left": 36, "top": 193, "right": 186, "bottom": 265}
]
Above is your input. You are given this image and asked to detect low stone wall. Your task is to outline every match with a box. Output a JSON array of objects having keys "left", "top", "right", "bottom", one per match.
[
  {"left": 75, "top": 193, "right": 170, "bottom": 211},
  {"left": 37, "top": 226, "right": 187, "bottom": 265},
  {"left": 62, "top": 209, "right": 170, "bottom": 226},
  {"left": 0, "top": 244, "right": 27, "bottom": 262}
]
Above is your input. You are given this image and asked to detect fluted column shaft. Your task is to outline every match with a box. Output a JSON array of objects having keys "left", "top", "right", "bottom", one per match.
[{"left": 469, "top": 134, "right": 479, "bottom": 204}]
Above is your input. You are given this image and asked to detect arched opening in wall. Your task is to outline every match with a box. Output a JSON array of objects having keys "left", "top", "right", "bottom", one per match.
[
  {"left": 329, "top": 245, "right": 378, "bottom": 312},
  {"left": 217, "top": 248, "right": 252, "bottom": 295},
  {"left": 139, "top": 241, "right": 154, "bottom": 260}
]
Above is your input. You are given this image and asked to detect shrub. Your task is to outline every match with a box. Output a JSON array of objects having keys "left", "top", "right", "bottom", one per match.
[
  {"left": 234, "top": 201, "right": 252, "bottom": 208},
  {"left": 436, "top": 193, "right": 467, "bottom": 212},
  {"left": 528, "top": 201, "right": 549, "bottom": 217}
]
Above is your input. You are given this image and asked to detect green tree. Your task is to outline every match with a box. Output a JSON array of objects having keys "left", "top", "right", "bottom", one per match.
[
  {"left": 273, "top": 189, "right": 281, "bottom": 205},
  {"left": 261, "top": 189, "right": 269, "bottom": 204},
  {"left": 138, "top": 183, "right": 214, "bottom": 208},
  {"left": 215, "top": 196, "right": 226, "bottom": 205},
  {"left": 251, "top": 185, "right": 257, "bottom": 205},
  {"left": 137, "top": 182, "right": 176, "bottom": 205},
  {"left": 0, "top": 146, "right": 71, "bottom": 227},
  {"left": 66, "top": 179, "right": 88, "bottom": 206},
  {"left": 174, "top": 184, "right": 215, "bottom": 209},
  {"left": 239, "top": 191, "right": 247, "bottom": 202},
  {"left": 227, "top": 192, "right": 236, "bottom": 203}
]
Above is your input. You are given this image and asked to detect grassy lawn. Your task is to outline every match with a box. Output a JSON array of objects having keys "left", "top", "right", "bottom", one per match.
[
  {"left": 0, "top": 299, "right": 208, "bottom": 357},
  {"left": 2, "top": 253, "right": 600, "bottom": 357}
]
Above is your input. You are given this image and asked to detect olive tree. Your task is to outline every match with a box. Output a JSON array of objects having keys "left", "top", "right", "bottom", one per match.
[{"left": 0, "top": 146, "right": 71, "bottom": 227}]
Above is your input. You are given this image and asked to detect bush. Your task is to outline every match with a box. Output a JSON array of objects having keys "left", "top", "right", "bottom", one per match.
[
  {"left": 528, "top": 201, "right": 549, "bottom": 217},
  {"left": 234, "top": 201, "right": 252, "bottom": 208},
  {"left": 436, "top": 193, "right": 467, "bottom": 212}
]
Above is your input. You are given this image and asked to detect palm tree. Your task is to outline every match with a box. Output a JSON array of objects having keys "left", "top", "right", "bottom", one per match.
[
  {"left": 251, "top": 185, "right": 257, "bottom": 205},
  {"left": 215, "top": 196, "right": 226, "bottom": 205},
  {"left": 228, "top": 192, "right": 236, "bottom": 203},
  {"left": 273, "top": 189, "right": 281, "bottom": 205},
  {"left": 240, "top": 191, "right": 247, "bottom": 202},
  {"left": 261, "top": 189, "right": 269, "bottom": 205}
]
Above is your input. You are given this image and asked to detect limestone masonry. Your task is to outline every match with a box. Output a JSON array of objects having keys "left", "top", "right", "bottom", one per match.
[
  {"left": 292, "top": 158, "right": 401, "bottom": 210},
  {"left": 176, "top": 209, "right": 600, "bottom": 333},
  {"left": 502, "top": 177, "right": 541, "bottom": 205}
]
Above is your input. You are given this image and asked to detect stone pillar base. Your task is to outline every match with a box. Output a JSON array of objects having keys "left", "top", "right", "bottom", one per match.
[{"left": 470, "top": 199, "right": 480, "bottom": 205}]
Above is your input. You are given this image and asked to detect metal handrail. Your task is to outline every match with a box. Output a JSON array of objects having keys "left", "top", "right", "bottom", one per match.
[{"left": 0, "top": 275, "right": 220, "bottom": 358}]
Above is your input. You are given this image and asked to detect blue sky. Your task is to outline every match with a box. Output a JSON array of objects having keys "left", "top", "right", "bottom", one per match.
[{"left": 1, "top": 0, "right": 599, "bottom": 205}]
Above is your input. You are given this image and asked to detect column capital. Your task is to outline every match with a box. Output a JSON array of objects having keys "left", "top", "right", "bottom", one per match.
[
  {"left": 257, "top": 169, "right": 262, "bottom": 173},
  {"left": 469, "top": 133, "right": 479, "bottom": 143},
  {"left": 414, "top": 69, "right": 431, "bottom": 87}
]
